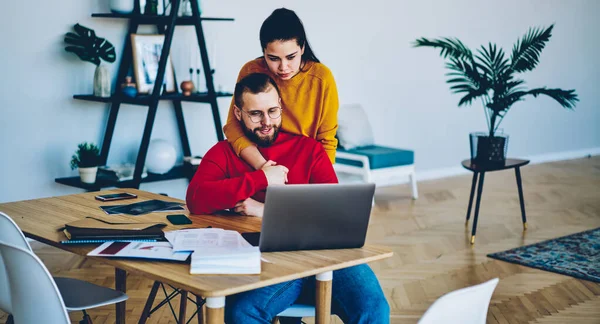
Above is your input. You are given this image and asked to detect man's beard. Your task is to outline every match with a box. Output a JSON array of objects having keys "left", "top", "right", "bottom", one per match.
[{"left": 241, "top": 122, "right": 280, "bottom": 147}]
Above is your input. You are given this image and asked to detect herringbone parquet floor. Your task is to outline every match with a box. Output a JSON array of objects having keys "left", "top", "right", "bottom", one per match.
[{"left": 1, "top": 157, "right": 599, "bottom": 323}]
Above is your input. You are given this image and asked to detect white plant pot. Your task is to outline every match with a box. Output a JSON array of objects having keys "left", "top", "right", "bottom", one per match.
[
  {"left": 79, "top": 166, "right": 98, "bottom": 184},
  {"left": 94, "top": 65, "right": 111, "bottom": 98},
  {"left": 110, "top": 0, "right": 135, "bottom": 14}
]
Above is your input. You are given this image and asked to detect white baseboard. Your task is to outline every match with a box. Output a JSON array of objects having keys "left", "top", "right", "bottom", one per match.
[
  {"left": 524, "top": 147, "right": 600, "bottom": 165},
  {"left": 414, "top": 147, "right": 600, "bottom": 183}
]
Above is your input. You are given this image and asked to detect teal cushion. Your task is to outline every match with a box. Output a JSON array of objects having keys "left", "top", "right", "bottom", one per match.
[{"left": 336, "top": 145, "right": 414, "bottom": 170}]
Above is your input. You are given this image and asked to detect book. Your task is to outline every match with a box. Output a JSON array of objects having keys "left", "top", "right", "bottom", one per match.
[
  {"left": 190, "top": 246, "right": 261, "bottom": 274},
  {"left": 88, "top": 241, "right": 191, "bottom": 261},
  {"left": 97, "top": 164, "right": 148, "bottom": 182},
  {"left": 62, "top": 217, "right": 166, "bottom": 243},
  {"left": 164, "top": 228, "right": 261, "bottom": 274}
]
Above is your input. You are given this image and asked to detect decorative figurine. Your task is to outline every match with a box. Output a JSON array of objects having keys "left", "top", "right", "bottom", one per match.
[
  {"left": 180, "top": 80, "right": 194, "bottom": 96},
  {"left": 121, "top": 76, "right": 137, "bottom": 97}
]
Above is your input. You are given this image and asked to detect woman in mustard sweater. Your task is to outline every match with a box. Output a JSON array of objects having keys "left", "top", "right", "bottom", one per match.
[{"left": 223, "top": 8, "right": 339, "bottom": 169}]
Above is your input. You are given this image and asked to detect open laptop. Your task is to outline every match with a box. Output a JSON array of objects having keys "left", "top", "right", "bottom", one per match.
[{"left": 244, "top": 183, "right": 376, "bottom": 252}]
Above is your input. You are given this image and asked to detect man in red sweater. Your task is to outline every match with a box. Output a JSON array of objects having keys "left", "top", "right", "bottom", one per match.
[
  {"left": 186, "top": 73, "right": 389, "bottom": 323},
  {"left": 186, "top": 73, "right": 338, "bottom": 216}
]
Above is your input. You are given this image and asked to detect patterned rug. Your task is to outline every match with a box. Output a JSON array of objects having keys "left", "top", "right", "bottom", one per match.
[{"left": 488, "top": 227, "right": 600, "bottom": 283}]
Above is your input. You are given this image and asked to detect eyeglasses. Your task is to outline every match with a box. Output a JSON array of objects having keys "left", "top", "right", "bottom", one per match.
[{"left": 238, "top": 107, "right": 282, "bottom": 123}]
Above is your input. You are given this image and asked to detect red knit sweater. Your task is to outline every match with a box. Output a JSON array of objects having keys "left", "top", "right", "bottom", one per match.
[{"left": 186, "top": 132, "right": 338, "bottom": 215}]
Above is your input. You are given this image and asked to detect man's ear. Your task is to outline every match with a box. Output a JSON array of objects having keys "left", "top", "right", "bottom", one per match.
[{"left": 233, "top": 105, "right": 242, "bottom": 121}]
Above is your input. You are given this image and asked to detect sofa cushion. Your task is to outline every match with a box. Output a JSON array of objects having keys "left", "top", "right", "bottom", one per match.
[
  {"left": 336, "top": 104, "right": 375, "bottom": 150},
  {"left": 337, "top": 145, "right": 414, "bottom": 169}
]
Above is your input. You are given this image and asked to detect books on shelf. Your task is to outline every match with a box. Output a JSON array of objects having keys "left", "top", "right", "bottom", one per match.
[
  {"left": 62, "top": 217, "right": 166, "bottom": 244},
  {"left": 88, "top": 241, "right": 191, "bottom": 261},
  {"left": 183, "top": 155, "right": 202, "bottom": 166},
  {"left": 98, "top": 164, "right": 148, "bottom": 182}
]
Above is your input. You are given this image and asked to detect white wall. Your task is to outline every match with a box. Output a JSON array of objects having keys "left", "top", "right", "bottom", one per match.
[{"left": 1, "top": 0, "right": 598, "bottom": 203}]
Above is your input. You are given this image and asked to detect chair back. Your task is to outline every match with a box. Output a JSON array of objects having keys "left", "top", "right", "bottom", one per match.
[
  {"left": 0, "top": 211, "right": 31, "bottom": 250},
  {"left": 0, "top": 211, "right": 33, "bottom": 313},
  {"left": 418, "top": 278, "right": 499, "bottom": 324},
  {"left": 0, "top": 241, "right": 70, "bottom": 324}
]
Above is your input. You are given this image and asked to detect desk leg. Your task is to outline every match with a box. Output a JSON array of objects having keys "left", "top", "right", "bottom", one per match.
[
  {"left": 466, "top": 172, "right": 479, "bottom": 224},
  {"left": 316, "top": 271, "right": 333, "bottom": 324},
  {"left": 116, "top": 268, "right": 127, "bottom": 324},
  {"left": 515, "top": 167, "right": 528, "bottom": 230},
  {"left": 471, "top": 172, "right": 485, "bottom": 244},
  {"left": 179, "top": 290, "right": 188, "bottom": 324},
  {"left": 205, "top": 296, "right": 225, "bottom": 324}
]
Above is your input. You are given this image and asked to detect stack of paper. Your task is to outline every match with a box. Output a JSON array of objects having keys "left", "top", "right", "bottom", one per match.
[
  {"left": 165, "top": 228, "right": 261, "bottom": 275},
  {"left": 87, "top": 241, "right": 191, "bottom": 261}
]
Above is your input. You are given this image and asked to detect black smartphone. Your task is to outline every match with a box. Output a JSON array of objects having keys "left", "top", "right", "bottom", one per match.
[
  {"left": 167, "top": 214, "right": 193, "bottom": 225},
  {"left": 95, "top": 192, "right": 138, "bottom": 202}
]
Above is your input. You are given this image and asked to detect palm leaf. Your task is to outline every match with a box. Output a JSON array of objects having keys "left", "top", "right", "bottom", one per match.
[
  {"left": 64, "top": 23, "right": 116, "bottom": 66},
  {"left": 510, "top": 24, "right": 553, "bottom": 73},
  {"left": 444, "top": 58, "right": 489, "bottom": 106},
  {"left": 525, "top": 87, "right": 579, "bottom": 109},
  {"left": 413, "top": 37, "right": 473, "bottom": 61}
]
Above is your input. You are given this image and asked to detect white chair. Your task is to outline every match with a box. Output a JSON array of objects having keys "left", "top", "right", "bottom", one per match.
[
  {"left": 0, "top": 211, "right": 128, "bottom": 324},
  {"left": 418, "top": 278, "right": 499, "bottom": 324},
  {"left": 0, "top": 241, "right": 70, "bottom": 324},
  {"left": 275, "top": 303, "right": 315, "bottom": 322},
  {"left": 334, "top": 104, "right": 418, "bottom": 199}
]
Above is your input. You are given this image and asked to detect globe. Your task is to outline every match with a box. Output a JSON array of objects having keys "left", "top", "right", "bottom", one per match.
[{"left": 145, "top": 139, "right": 177, "bottom": 174}]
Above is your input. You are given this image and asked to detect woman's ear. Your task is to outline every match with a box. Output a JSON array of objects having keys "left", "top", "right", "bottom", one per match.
[{"left": 234, "top": 105, "right": 242, "bottom": 121}]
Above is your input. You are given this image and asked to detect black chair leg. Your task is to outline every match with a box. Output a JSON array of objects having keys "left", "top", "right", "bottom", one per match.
[
  {"left": 466, "top": 172, "right": 478, "bottom": 224},
  {"left": 471, "top": 172, "right": 485, "bottom": 244},
  {"left": 80, "top": 310, "right": 93, "bottom": 324},
  {"left": 515, "top": 167, "right": 528, "bottom": 230}
]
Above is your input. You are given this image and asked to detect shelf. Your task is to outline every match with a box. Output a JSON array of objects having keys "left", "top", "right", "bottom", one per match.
[
  {"left": 55, "top": 164, "right": 195, "bottom": 191},
  {"left": 73, "top": 92, "right": 232, "bottom": 106},
  {"left": 91, "top": 13, "right": 234, "bottom": 25}
]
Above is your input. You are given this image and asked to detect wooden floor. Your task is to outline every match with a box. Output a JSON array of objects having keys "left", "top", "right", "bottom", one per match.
[{"left": 1, "top": 157, "right": 599, "bottom": 323}]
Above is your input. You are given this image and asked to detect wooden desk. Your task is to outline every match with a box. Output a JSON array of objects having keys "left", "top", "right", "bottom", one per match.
[{"left": 0, "top": 189, "right": 393, "bottom": 324}]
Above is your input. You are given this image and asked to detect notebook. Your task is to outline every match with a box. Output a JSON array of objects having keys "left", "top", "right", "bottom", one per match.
[{"left": 62, "top": 217, "right": 167, "bottom": 244}]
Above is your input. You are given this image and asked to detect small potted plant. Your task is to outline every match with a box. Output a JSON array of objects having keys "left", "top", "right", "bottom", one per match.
[
  {"left": 413, "top": 24, "right": 578, "bottom": 166},
  {"left": 64, "top": 23, "right": 116, "bottom": 97},
  {"left": 71, "top": 142, "right": 101, "bottom": 184}
]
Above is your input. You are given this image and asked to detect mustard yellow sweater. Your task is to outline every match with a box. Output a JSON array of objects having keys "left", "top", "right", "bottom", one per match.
[{"left": 223, "top": 58, "right": 339, "bottom": 163}]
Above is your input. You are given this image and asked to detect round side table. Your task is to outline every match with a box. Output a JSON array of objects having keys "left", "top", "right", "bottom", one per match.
[{"left": 461, "top": 158, "right": 530, "bottom": 244}]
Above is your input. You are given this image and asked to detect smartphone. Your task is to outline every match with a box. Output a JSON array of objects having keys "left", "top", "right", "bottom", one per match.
[
  {"left": 167, "top": 214, "right": 193, "bottom": 225},
  {"left": 95, "top": 192, "right": 138, "bottom": 202}
]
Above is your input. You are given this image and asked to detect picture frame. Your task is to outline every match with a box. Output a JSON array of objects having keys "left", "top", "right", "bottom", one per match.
[{"left": 130, "top": 34, "right": 176, "bottom": 94}]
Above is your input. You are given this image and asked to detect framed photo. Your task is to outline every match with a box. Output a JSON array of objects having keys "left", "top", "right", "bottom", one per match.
[{"left": 131, "top": 34, "right": 176, "bottom": 94}]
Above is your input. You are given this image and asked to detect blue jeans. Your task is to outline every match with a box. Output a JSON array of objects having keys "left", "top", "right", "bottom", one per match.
[{"left": 225, "top": 264, "right": 389, "bottom": 324}]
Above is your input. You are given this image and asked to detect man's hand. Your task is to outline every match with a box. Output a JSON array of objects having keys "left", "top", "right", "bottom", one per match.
[
  {"left": 262, "top": 160, "right": 289, "bottom": 185},
  {"left": 233, "top": 198, "right": 264, "bottom": 217}
]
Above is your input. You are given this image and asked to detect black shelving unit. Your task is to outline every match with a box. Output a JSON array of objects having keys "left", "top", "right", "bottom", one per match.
[{"left": 56, "top": 0, "right": 233, "bottom": 191}]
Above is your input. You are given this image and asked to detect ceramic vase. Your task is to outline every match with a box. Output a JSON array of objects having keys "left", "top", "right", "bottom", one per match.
[{"left": 94, "top": 65, "right": 111, "bottom": 98}]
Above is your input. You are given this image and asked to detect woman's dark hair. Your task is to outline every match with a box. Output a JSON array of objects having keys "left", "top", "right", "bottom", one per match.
[
  {"left": 259, "top": 8, "right": 320, "bottom": 63},
  {"left": 234, "top": 73, "right": 281, "bottom": 109}
]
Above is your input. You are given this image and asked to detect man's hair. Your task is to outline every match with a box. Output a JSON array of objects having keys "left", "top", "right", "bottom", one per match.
[{"left": 234, "top": 73, "right": 281, "bottom": 109}]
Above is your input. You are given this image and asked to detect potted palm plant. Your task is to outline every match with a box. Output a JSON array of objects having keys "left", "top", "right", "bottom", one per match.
[
  {"left": 64, "top": 23, "right": 116, "bottom": 97},
  {"left": 71, "top": 142, "right": 101, "bottom": 184},
  {"left": 413, "top": 24, "right": 578, "bottom": 166}
]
